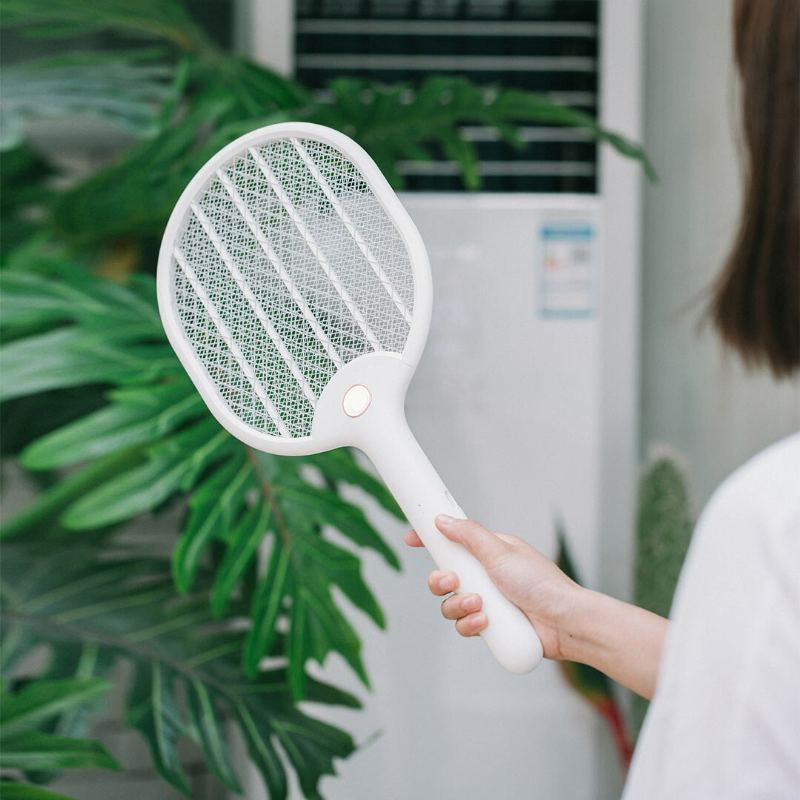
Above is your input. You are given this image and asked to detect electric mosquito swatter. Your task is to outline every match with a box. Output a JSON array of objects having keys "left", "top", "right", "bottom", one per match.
[{"left": 156, "top": 122, "right": 543, "bottom": 674}]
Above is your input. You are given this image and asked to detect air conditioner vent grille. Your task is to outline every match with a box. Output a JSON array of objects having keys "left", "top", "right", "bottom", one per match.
[{"left": 295, "top": 0, "right": 600, "bottom": 193}]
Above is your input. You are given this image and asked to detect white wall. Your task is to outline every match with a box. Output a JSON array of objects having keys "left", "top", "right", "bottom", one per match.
[{"left": 640, "top": 0, "right": 800, "bottom": 508}]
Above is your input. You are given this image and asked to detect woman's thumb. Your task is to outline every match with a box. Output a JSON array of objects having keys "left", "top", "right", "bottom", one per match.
[{"left": 435, "top": 515, "right": 507, "bottom": 564}]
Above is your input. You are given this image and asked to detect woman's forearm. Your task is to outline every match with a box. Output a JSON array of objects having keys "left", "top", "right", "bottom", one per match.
[
  {"left": 559, "top": 588, "right": 668, "bottom": 700},
  {"left": 409, "top": 516, "right": 668, "bottom": 697}
]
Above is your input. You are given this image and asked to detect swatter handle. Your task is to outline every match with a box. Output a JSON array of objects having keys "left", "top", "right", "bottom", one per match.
[{"left": 363, "top": 419, "right": 544, "bottom": 675}]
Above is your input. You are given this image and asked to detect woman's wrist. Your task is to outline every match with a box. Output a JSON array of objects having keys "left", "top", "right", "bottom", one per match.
[
  {"left": 553, "top": 586, "right": 668, "bottom": 699},
  {"left": 554, "top": 585, "right": 605, "bottom": 664}
]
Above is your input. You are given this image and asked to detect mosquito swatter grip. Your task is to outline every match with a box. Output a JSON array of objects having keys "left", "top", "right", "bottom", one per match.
[{"left": 364, "top": 419, "right": 544, "bottom": 675}]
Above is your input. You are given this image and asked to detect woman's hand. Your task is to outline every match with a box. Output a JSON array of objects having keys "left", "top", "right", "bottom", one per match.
[
  {"left": 404, "top": 514, "right": 581, "bottom": 660},
  {"left": 405, "top": 514, "right": 668, "bottom": 698}
]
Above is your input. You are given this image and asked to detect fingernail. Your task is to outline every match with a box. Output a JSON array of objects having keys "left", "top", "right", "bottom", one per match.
[
  {"left": 462, "top": 595, "right": 480, "bottom": 612},
  {"left": 439, "top": 574, "right": 457, "bottom": 592},
  {"left": 436, "top": 514, "right": 455, "bottom": 528},
  {"left": 472, "top": 613, "right": 487, "bottom": 630}
]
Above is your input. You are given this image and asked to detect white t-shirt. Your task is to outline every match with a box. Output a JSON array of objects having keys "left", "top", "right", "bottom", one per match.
[{"left": 623, "top": 433, "right": 800, "bottom": 799}]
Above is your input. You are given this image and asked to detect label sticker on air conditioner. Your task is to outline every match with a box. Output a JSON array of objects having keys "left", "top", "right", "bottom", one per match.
[{"left": 538, "top": 218, "right": 595, "bottom": 319}]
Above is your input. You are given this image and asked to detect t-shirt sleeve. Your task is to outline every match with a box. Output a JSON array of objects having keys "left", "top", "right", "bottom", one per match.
[{"left": 622, "top": 435, "right": 800, "bottom": 799}]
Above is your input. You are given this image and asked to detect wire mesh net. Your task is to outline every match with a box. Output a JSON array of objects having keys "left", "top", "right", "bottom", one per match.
[{"left": 172, "top": 135, "right": 415, "bottom": 438}]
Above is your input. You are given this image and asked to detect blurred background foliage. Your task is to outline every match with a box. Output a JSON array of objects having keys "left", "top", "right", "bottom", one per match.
[
  {"left": 0, "top": 2, "right": 653, "bottom": 797},
  {"left": 631, "top": 452, "right": 693, "bottom": 735}
]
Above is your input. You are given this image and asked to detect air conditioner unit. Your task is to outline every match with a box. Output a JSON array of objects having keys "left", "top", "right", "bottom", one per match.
[{"left": 244, "top": 2, "right": 642, "bottom": 798}]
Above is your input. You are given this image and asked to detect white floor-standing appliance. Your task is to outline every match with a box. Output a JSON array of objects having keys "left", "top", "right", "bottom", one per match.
[{"left": 242, "top": 2, "right": 643, "bottom": 797}]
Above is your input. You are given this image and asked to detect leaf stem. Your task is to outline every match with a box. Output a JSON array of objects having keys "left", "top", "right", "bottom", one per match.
[
  {"left": 3, "top": 609, "right": 253, "bottom": 703},
  {"left": 243, "top": 446, "right": 292, "bottom": 549}
]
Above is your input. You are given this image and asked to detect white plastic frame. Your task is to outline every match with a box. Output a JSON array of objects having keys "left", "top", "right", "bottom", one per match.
[{"left": 157, "top": 121, "right": 432, "bottom": 456}]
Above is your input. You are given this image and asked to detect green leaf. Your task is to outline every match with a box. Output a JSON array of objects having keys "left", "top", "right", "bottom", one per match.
[
  {"left": 47, "top": 61, "right": 303, "bottom": 246},
  {"left": 61, "top": 458, "right": 188, "bottom": 529},
  {"left": 305, "top": 449, "right": 403, "bottom": 519},
  {"left": 43, "top": 645, "right": 117, "bottom": 750},
  {"left": 0, "top": 327, "right": 175, "bottom": 401},
  {"left": 272, "top": 708, "right": 354, "bottom": 800},
  {"left": 0, "top": 262, "right": 162, "bottom": 337},
  {"left": 1, "top": 542, "right": 357, "bottom": 799},
  {"left": 185, "top": 678, "right": 242, "bottom": 793},
  {"left": 0, "top": 449, "right": 143, "bottom": 541},
  {"left": 61, "top": 420, "right": 229, "bottom": 529},
  {"left": 0, "top": 731, "right": 119, "bottom": 772},
  {"left": 210, "top": 501, "right": 271, "bottom": 618},
  {"left": 0, "top": 673, "right": 115, "bottom": 786},
  {"left": 233, "top": 701, "right": 288, "bottom": 800},
  {"left": 21, "top": 383, "right": 202, "bottom": 469},
  {"left": 439, "top": 131, "right": 480, "bottom": 190},
  {"left": 1, "top": 0, "right": 213, "bottom": 52},
  {"left": 288, "top": 578, "right": 369, "bottom": 699},
  {"left": 311, "top": 76, "right": 656, "bottom": 190},
  {"left": 172, "top": 451, "right": 254, "bottom": 594},
  {"left": 0, "top": 51, "right": 176, "bottom": 151},
  {"left": 0, "top": 783, "right": 80, "bottom": 800},
  {"left": 127, "top": 663, "right": 190, "bottom": 795},
  {"left": 0, "top": 147, "right": 53, "bottom": 255},
  {"left": 243, "top": 543, "right": 291, "bottom": 677},
  {"left": 279, "top": 482, "right": 400, "bottom": 570},
  {"left": 0, "top": 678, "right": 110, "bottom": 737},
  {"left": 492, "top": 88, "right": 658, "bottom": 180},
  {"left": 291, "top": 529, "right": 386, "bottom": 631},
  {"left": 301, "top": 675, "right": 361, "bottom": 710}
]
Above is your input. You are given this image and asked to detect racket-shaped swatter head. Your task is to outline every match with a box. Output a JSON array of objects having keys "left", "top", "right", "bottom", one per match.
[{"left": 157, "top": 122, "right": 432, "bottom": 456}]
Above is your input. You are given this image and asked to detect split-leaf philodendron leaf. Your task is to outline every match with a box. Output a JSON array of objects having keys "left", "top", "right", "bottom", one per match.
[{"left": 0, "top": 255, "right": 402, "bottom": 797}]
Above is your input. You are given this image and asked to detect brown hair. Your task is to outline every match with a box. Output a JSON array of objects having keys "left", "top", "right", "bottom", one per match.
[{"left": 710, "top": 0, "right": 800, "bottom": 376}]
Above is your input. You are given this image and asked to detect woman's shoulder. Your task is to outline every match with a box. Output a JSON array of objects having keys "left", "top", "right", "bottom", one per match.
[
  {"left": 707, "top": 432, "right": 799, "bottom": 508},
  {"left": 697, "top": 432, "right": 799, "bottom": 559},
  {"left": 634, "top": 433, "right": 800, "bottom": 800}
]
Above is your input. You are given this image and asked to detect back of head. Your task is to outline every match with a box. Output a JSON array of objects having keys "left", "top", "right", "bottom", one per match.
[{"left": 711, "top": 0, "right": 800, "bottom": 377}]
